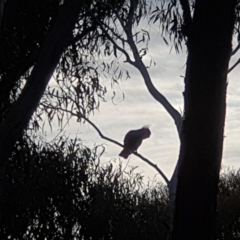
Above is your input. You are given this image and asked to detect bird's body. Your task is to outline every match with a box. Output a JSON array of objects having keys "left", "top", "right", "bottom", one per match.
[{"left": 119, "top": 127, "right": 151, "bottom": 159}]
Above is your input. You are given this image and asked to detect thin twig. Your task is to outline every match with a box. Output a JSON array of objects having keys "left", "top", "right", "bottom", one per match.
[
  {"left": 79, "top": 113, "right": 123, "bottom": 148},
  {"left": 228, "top": 58, "right": 240, "bottom": 73},
  {"left": 232, "top": 42, "right": 240, "bottom": 56}
]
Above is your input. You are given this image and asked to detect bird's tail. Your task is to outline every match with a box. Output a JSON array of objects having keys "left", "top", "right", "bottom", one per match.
[{"left": 119, "top": 149, "right": 132, "bottom": 159}]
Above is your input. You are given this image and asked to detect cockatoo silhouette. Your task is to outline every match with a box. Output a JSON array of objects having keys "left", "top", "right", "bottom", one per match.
[{"left": 119, "top": 126, "right": 151, "bottom": 159}]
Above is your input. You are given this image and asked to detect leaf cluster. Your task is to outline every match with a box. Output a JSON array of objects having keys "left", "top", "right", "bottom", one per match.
[{"left": 149, "top": 0, "right": 193, "bottom": 53}]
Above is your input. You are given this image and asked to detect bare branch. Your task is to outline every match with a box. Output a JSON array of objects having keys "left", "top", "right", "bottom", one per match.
[
  {"left": 77, "top": 112, "right": 169, "bottom": 185},
  {"left": 39, "top": 103, "right": 169, "bottom": 186},
  {"left": 78, "top": 113, "right": 123, "bottom": 148},
  {"left": 126, "top": 0, "right": 136, "bottom": 31},
  {"left": 228, "top": 58, "right": 240, "bottom": 73},
  {"left": 124, "top": 19, "right": 182, "bottom": 136},
  {"left": 134, "top": 152, "right": 170, "bottom": 186},
  {"left": 87, "top": 1, "right": 181, "bottom": 138},
  {"left": 42, "top": 101, "right": 170, "bottom": 184},
  {"left": 232, "top": 42, "right": 240, "bottom": 55}
]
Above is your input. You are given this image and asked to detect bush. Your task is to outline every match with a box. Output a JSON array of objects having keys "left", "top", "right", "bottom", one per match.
[
  {"left": 0, "top": 136, "right": 169, "bottom": 239},
  {"left": 2, "top": 136, "right": 240, "bottom": 239},
  {"left": 217, "top": 167, "right": 240, "bottom": 240}
]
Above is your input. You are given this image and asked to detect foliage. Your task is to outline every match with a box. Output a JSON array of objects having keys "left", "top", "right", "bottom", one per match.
[
  {"left": 1, "top": 1, "right": 240, "bottom": 239},
  {"left": 149, "top": 0, "right": 240, "bottom": 53},
  {"left": 217, "top": 168, "right": 240, "bottom": 240},
  {"left": 0, "top": 0, "right": 129, "bottom": 127},
  {"left": 149, "top": 0, "right": 190, "bottom": 52},
  {"left": 1, "top": 136, "right": 240, "bottom": 239},
  {"left": 36, "top": 0, "right": 149, "bottom": 130},
  {"left": 0, "top": 0, "right": 198, "bottom": 132},
  {"left": 0, "top": 0, "right": 62, "bottom": 121},
  {"left": 0, "top": 136, "right": 170, "bottom": 239}
]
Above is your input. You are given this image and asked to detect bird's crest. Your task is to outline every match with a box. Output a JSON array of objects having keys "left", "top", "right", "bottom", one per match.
[{"left": 142, "top": 125, "right": 150, "bottom": 129}]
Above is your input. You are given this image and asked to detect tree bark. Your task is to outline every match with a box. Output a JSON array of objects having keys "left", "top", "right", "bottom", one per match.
[
  {"left": 172, "top": 1, "right": 236, "bottom": 239},
  {"left": 0, "top": 0, "right": 88, "bottom": 213}
]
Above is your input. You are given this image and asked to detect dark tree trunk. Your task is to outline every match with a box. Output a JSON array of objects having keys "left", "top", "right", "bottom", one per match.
[
  {"left": 0, "top": 0, "right": 88, "bottom": 218},
  {"left": 172, "top": 1, "right": 236, "bottom": 239}
]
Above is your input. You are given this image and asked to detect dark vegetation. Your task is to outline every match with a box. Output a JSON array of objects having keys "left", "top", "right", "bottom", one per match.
[
  {"left": 1, "top": 0, "right": 240, "bottom": 239},
  {"left": 0, "top": 136, "right": 239, "bottom": 239},
  {"left": 0, "top": 137, "right": 169, "bottom": 239}
]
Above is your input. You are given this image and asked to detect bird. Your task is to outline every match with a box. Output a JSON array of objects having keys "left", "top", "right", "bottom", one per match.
[{"left": 119, "top": 126, "right": 151, "bottom": 159}]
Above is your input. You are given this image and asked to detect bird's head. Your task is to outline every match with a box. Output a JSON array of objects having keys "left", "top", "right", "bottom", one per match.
[{"left": 141, "top": 126, "right": 151, "bottom": 139}]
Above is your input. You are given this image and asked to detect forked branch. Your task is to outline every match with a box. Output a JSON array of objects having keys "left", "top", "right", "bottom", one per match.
[{"left": 123, "top": 8, "right": 182, "bottom": 136}]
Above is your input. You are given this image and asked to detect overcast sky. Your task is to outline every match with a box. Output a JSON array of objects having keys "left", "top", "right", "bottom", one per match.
[{"left": 46, "top": 21, "right": 240, "bottom": 185}]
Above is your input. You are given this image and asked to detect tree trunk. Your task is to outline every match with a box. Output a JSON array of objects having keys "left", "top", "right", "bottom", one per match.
[
  {"left": 0, "top": 0, "right": 88, "bottom": 218},
  {"left": 172, "top": 1, "right": 236, "bottom": 239}
]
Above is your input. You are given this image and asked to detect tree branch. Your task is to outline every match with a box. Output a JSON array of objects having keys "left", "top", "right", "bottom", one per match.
[
  {"left": 228, "top": 58, "right": 240, "bottom": 73},
  {"left": 87, "top": 2, "right": 182, "bottom": 138},
  {"left": 86, "top": 8, "right": 134, "bottom": 64},
  {"left": 179, "top": 0, "right": 192, "bottom": 37},
  {"left": 124, "top": 11, "right": 182, "bottom": 136},
  {"left": 126, "top": 0, "right": 136, "bottom": 31},
  {"left": 71, "top": 24, "right": 98, "bottom": 45},
  {"left": 98, "top": 20, "right": 128, "bottom": 48},
  {"left": 77, "top": 112, "right": 170, "bottom": 185},
  {"left": 231, "top": 42, "right": 240, "bottom": 55},
  {"left": 0, "top": 0, "right": 87, "bottom": 184}
]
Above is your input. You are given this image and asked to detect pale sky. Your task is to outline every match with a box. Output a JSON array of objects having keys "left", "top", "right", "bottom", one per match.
[{"left": 45, "top": 22, "right": 240, "bottom": 185}]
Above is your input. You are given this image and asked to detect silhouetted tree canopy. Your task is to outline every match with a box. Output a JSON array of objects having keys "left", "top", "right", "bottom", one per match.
[{"left": 1, "top": 1, "right": 240, "bottom": 239}]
